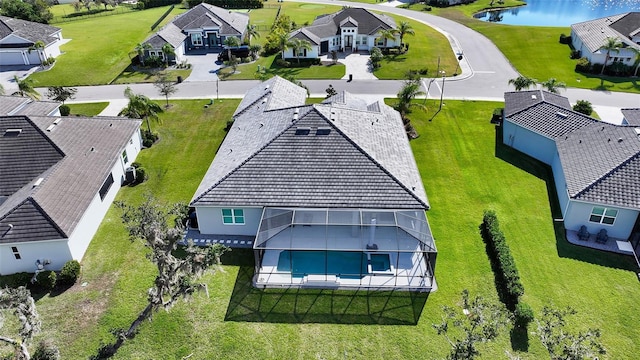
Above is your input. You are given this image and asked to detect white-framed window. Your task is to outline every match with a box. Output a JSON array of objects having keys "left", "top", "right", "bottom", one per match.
[
  {"left": 297, "top": 48, "right": 306, "bottom": 57},
  {"left": 589, "top": 206, "right": 618, "bottom": 225},
  {"left": 11, "top": 246, "right": 20, "bottom": 260},
  {"left": 191, "top": 33, "right": 203, "bottom": 46},
  {"left": 376, "top": 37, "right": 384, "bottom": 46},
  {"left": 122, "top": 150, "right": 128, "bottom": 164},
  {"left": 222, "top": 208, "right": 245, "bottom": 225},
  {"left": 158, "top": 51, "right": 164, "bottom": 59}
]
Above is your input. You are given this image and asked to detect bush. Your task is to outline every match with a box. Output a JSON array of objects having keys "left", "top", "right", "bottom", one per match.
[
  {"left": 275, "top": 58, "right": 291, "bottom": 67},
  {"left": 575, "top": 57, "right": 591, "bottom": 72},
  {"left": 242, "top": 57, "right": 251, "bottom": 63},
  {"left": 559, "top": 33, "right": 571, "bottom": 44},
  {"left": 36, "top": 270, "right": 56, "bottom": 291},
  {"left": 0, "top": 272, "right": 33, "bottom": 288},
  {"left": 569, "top": 49, "right": 581, "bottom": 59},
  {"left": 480, "top": 210, "right": 524, "bottom": 308},
  {"left": 225, "top": 119, "right": 235, "bottom": 131},
  {"left": 134, "top": 167, "right": 147, "bottom": 184},
  {"left": 131, "top": 162, "right": 142, "bottom": 169},
  {"left": 141, "top": 129, "right": 158, "bottom": 148},
  {"left": 58, "top": 260, "right": 81, "bottom": 286},
  {"left": 573, "top": 100, "right": 593, "bottom": 115},
  {"left": 59, "top": 104, "right": 70, "bottom": 116},
  {"left": 370, "top": 47, "right": 383, "bottom": 69},
  {"left": 514, "top": 302, "right": 534, "bottom": 328},
  {"left": 32, "top": 339, "right": 61, "bottom": 360}
]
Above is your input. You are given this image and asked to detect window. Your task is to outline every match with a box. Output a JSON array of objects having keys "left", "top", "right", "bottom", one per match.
[
  {"left": 11, "top": 246, "right": 20, "bottom": 260},
  {"left": 376, "top": 38, "right": 384, "bottom": 46},
  {"left": 297, "top": 48, "right": 306, "bottom": 57},
  {"left": 122, "top": 150, "right": 128, "bottom": 164},
  {"left": 191, "top": 33, "right": 203, "bottom": 46},
  {"left": 158, "top": 51, "right": 164, "bottom": 60},
  {"left": 589, "top": 206, "right": 618, "bottom": 225},
  {"left": 99, "top": 173, "right": 114, "bottom": 201},
  {"left": 222, "top": 208, "right": 245, "bottom": 224}
]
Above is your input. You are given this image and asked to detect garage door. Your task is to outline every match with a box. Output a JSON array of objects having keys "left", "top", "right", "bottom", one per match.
[{"left": 0, "top": 51, "right": 26, "bottom": 66}]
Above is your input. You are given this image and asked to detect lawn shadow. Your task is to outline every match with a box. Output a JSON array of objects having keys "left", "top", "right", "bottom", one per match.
[
  {"left": 222, "top": 250, "right": 429, "bottom": 325},
  {"left": 510, "top": 326, "right": 530, "bottom": 352},
  {"left": 581, "top": 73, "right": 640, "bottom": 92},
  {"left": 494, "top": 125, "right": 637, "bottom": 271}
]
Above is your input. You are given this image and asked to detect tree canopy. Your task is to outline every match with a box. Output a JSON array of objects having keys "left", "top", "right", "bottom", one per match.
[{"left": 0, "top": 0, "right": 53, "bottom": 24}]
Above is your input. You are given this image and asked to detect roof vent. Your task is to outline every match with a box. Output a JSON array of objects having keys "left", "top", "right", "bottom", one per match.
[
  {"left": 531, "top": 94, "right": 537, "bottom": 100},
  {"left": 295, "top": 127, "right": 310, "bottom": 135},
  {"left": 261, "top": 98, "right": 267, "bottom": 104},
  {"left": 635, "top": 128, "right": 640, "bottom": 138},
  {"left": 53, "top": 118, "right": 61, "bottom": 125},
  {"left": 294, "top": 108, "right": 299, "bottom": 115},
  {"left": 3, "top": 128, "right": 22, "bottom": 136},
  {"left": 46, "top": 124, "right": 55, "bottom": 132},
  {"left": 618, "top": 138, "right": 623, "bottom": 143},
  {"left": 556, "top": 112, "right": 568, "bottom": 119},
  {"left": 316, "top": 127, "right": 331, "bottom": 135},
  {"left": 265, "top": 84, "right": 270, "bottom": 90},
  {"left": 33, "top": 178, "right": 44, "bottom": 188}
]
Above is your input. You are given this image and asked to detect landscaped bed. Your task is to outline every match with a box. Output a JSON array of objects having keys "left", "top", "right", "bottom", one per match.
[{"left": 26, "top": 98, "right": 640, "bottom": 359}]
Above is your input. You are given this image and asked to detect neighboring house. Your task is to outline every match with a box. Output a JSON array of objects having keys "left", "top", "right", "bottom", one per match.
[
  {"left": 571, "top": 12, "right": 640, "bottom": 68},
  {"left": 0, "top": 110, "right": 142, "bottom": 275},
  {"left": 187, "top": 76, "right": 437, "bottom": 291},
  {"left": 0, "top": 16, "right": 63, "bottom": 66},
  {"left": 0, "top": 95, "right": 61, "bottom": 117},
  {"left": 622, "top": 108, "right": 640, "bottom": 126},
  {"left": 503, "top": 90, "right": 640, "bottom": 249},
  {"left": 285, "top": 8, "right": 400, "bottom": 59},
  {"left": 141, "top": 3, "right": 248, "bottom": 64}
]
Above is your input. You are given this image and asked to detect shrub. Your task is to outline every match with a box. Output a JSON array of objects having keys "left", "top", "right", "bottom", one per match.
[
  {"left": 242, "top": 57, "right": 251, "bottom": 63},
  {"left": 36, "top": 270, "right": 57, "bottom": 291},
  {"left": 58, "top": 260, "right": 81, "bottom": 286},
  {"left": 131, "top": 162, "right": 142, "bottom": 169},
  {"left": 225, "top": 119, "right": 234, "bottom": 131},
  {"left": 573, "top": 100, "right": 593, "bottom": 115},
  {"left": 575, "top": 57, "right": 591, "bottom": 72},
  {"left": 59, "top": 104, "right": 70, "bottom": 116},
  {"left": 141, "top": 129, "right": 158, "bottom": 147},
  {"left": 275, "top": 58, "right": 291, "bottom": 67},
  {"left": 134, "top": 167, "right": 147, "bottom": 184},
  {"left": 569, "top": 49, "right": 581, "bottom": 59},
  {"left": 559, "top": 33, "right": 571, "bottom": 44},
  {"left": 514, "top": 302, "right": 534, "bottom": 328},
  {"left": 0, "top": 272, "right": 33, "bottom": 288},
  {"left": 480, "top": 210, "right": 524, "bottom": 308},
  {"left": 32, "top": 339, "right": 61, "bottom": 360},
  {"left": 370, "top": 47, "right": 383, "bottom": 69}
]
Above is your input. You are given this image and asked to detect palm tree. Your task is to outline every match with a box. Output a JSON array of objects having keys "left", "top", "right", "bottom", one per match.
[
  {"left": 378, "top": 28, "right": 398, "bottom": 48},
  {"left": 276, "top": 31, "right": 290, "bottom": 59},
  {"left": 288, "top": 38, "right": 312, "bottom": 64},
  {"left": 629, "top": 47, "right": 640, "bottom": 77},
  {"left": 161, "top": 43, "right": 175, "bottom": 67},
  {"left": 541, "top": 78, "right": 567, "bottom": 94},
  {"left": 508, "top": 75, "right": 538, "bottom": 91},
  {"left": 598, "top": 37, "right": 623, "bottom": 75},
  {"left": 135, "top": 43, "right": 152, "bottom": 66},
  {"left": 27, "top": 40, "right": 45, "bottom": 65},
  {"left": 11, "top": 76, "right": 40, "bottom": 100},
  {"left": 249, "top": 44, "right": 262, "bottom": 60},
  {"left": 397, "top": 21, "right": 415, "bottom": 45},
  {"left": 396, "top": 79, "right": 426, "bottom": 122},
  {"left": 223, "top": 36, "right": 241, "bottom": 61},
  {"left": 246, "top": 24, "right": 260, "bottom": 46},
  {"left": 119, "top": 87, "right": 163, "bottom": 133}
]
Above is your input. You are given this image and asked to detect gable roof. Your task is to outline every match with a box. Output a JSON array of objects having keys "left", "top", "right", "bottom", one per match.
[
  {"left": 293, "top": 8, "right": 396, "bottom": 40},
  {"left": 192, "top": 77, "right": 428, "bottom": 210},
  {"left": 143, "top": 23, "right": 186, "bottom": 48},
  {"left": 0, "top": 16, "right": 61, "bottom": 46},
  {"left": 0, "top": 115, "right": 141, "bottom": 243},
  {"left": 504, "top": 91, "right": 640, "bottom": 209},
  {"left": 622, "top": 108, "right": 640, "bottom": 125},
  {"left": 504, "top": 90, "right": 571, "bottom": 117},
  {"left": 289, "top": 28, "right": 321, "bottom": 46},
  {"left": 0, "top": 96, "right": 60, "bottom": 117},
  {"left": 571, "top": 12, "right": 640, "bottom": 54},
  {"left": 170, "top": 3, "right": 248, "bottom": 36}
]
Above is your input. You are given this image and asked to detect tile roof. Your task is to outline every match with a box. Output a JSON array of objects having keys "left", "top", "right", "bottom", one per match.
[
  {"left": 192, "top": 77, "right": 428, "bottom": 210},
  {"left": 290, "top": 28, "right": 321, "bottom": 46},
  {"left": 0, "top": 96, "right": 30, "bottom": 115},
  {"left": 570, "top": 12, "right": 640, "bottom": 54},
  {"left": 171, "top": 3, "right": 248, "bottom": 36},
  {"left": 503, "top": 90, "right": 571, "bottom": 117},
  {"left": 295, "top": 8, "right": 396, "bottom": 40},
  {"left": 143, "top": 23, "right": 186, "bottom": 48},
  {"left": 507, "top": 102, "right": 595, "bottom": 139},
  {"left": 0, "top": 16, "right": 61, "bottom": 46},
  {"left": 0, "top": 96, "right": 60, "bottom": 117},
  {"left": 0, "top": 115, "right": 141, "bottom": 243},
  {"left": 622, "top": 108, "right": 640, "bottom": 126},
  {"left": 233, "top": 75, "right": 308, "bottom": 117}
]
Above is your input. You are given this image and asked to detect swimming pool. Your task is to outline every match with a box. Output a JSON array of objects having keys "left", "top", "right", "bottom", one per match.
[{"left": 277, "top": 250, "right": 375, "bottom": 278}]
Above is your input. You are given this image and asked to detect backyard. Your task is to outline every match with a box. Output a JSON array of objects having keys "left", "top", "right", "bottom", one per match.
[{"left": 26, "top": 98, "right": 640, "bottom": 359}]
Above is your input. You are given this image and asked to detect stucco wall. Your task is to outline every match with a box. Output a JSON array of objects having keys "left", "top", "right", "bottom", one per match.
[
  {"left": 284, "top": 46, "right": 319, "bottom": 59},
  {"left": 0, "top": 240, "right": 71, "bottom": 275},
  {"left": 571, "top": 30, "right": 639, "bottom": 67},
  {"left": 503, "top": 119, "right": 556, "bottom": 165},
  {"left": 196, "top": 206, "right": 262, "bottom": 236},
  {"left": 564, "top": 201, "right": 639, "bottom": 240},
  {"left": 551, "top": 154, "right": 570, "bottom": 217}
]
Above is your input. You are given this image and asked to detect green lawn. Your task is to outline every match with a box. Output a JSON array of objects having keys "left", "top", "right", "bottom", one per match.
[
  {"left": 29, "top": 6, "right": 184, "bottom": 86},
  {"left": 49, "top": 4, "right": 138, "bottom": 24},
  {"left": 220, "top": 55, "right": 346, "bottom": 80},
  {"left": 30, "top": 99, "right": 640, "bottom": 359},
  {"left": 66, "top": 102, "right": 109, "bottom": 116},
  {"left": 112, "top": 68, "right": 192, "bottom": 84}
]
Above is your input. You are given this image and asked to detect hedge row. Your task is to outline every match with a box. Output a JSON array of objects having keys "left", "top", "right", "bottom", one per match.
[
  {"left": 480, "top": 210, "right": 524, "bottom": 306},
  {"left": 0, "top": 260, "right": 81, "bottom": 291},
  {"left": 186, "top": 0, "right": 263, "bottom": 9}
]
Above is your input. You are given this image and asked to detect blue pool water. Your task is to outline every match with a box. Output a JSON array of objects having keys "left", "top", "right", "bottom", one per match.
[
  {"left": 277, "top": 251, "right": 371, "bottom": 278},
  {"left": 474, "top": 0, "right": 640, "bottom": 27},
  {"left": 371, "top": 254, "right": 391, "bottom": 271}
]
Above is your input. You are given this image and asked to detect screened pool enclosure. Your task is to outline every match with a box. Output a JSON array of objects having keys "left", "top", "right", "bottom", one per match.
[{"left": 253, "top": 208, "right": 437, "bottom": 291}]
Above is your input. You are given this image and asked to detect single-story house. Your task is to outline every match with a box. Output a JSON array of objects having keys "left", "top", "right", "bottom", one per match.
[
  {"left": 0, "top": 16, "right": 63, "bottom": 66},
  {"left": 503, "top": 90, "right": 640, "bottom": 250},
  {"left": 571, "top": 12, "right": 640, "bottom": 68},
  {"left": 285, "top": 8, "right": 400, "bottom": 59},
  {"left": 0, "top": 95, "right": 61, "bottom": 117},
  {"left": 0, "top": 107, "right": 142, "bottom": 275},
  {"left": 186, "top": 76, "right": 437, "bottom": 291},
  {"left": 141, "top": 3, "right": 248, "bottom": 64}
]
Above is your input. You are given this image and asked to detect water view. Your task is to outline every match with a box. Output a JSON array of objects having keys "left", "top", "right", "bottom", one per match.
[{"left": 474, "top": 0, "right": 640, "bottom": 26}]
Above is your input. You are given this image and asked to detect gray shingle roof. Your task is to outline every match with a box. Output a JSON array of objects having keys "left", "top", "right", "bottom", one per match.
[
  {"left": 0, "top": 96, "right": 30, "bottom": 115},
  {"left": 622, "top": 108, "right": 640, "bottom": 125},
  {"left": 143, "top": 23, "right": 186, "bottom": 48},
  {"left": 192, "top": 77, "right": 428, "bottom": 210},
  {"left": 557, "top": 124, "right": 640, "bottom": 208},
  {"left": 507, "top": 102, "right": 595, "bottom": 139},
  {"left": 0, "top": 16, "right": 61, "bottom": 46},
  {"left": 0, "top": 96, "right": 60, "bottom": 117},
  {"left": 295, "top": 8, "right": 396, "bottom": 40},
  {"left": 571, "top": 12, "right": 640, "bottom": 54},
  {"left": 290, "top": 28, "right": 321, "bottom": 46},
  {"left": 504, "top": 90, "right": 571, "bottom": 117},
  {"left": 0, "top": 115, "right": 141, "bottom": 243},
  {"left": 171, "top": 4, "right": 248, "bottom": 36},
  {"left": 233, "top": 76, "right": 308, "bottom": 117}
]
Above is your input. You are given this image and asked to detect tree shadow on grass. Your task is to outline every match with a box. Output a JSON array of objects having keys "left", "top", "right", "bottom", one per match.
[
  {"left": 222, "top": 249, "right": 429, "bottom": 325},
  {"left": 494, "top": 125, "right": 637, "bottom": 271},
  {"left": 510, "top": 326, "right": 530, "bottom": 352}
]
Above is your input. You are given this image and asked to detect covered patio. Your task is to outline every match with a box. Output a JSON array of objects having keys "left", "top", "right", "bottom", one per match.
[{"left": 253, "top": 208, "right": 437, "bottom": 291}]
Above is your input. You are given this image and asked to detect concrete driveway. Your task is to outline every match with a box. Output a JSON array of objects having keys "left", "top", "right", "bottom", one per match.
[
  {"left": 321, "top": 52, "right": 377, "bottom": 80},
  {"left": 183, "top": 52, "right": 222, "bottom": 82},
  {"left": 0, "top": 65, "right": 40, "bottom": 94}
]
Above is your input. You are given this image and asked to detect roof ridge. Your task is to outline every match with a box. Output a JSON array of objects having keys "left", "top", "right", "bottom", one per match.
[
  {"left": 23, "top": 115, "right": 66, "bottom": 157},
  {"left": 573, "top": 149, "right": 640, "bottom": 200}
]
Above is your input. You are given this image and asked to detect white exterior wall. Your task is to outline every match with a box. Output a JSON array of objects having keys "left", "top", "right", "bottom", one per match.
[
  {"left": 0, "top": 240, "right": 71, "bottom": 275},
  {"left": 571, "top": 30, "right": 639, "bottom": 66},
  {"left": 564, "top": 201, "right": 639, "bottom": 240},
  {"left": 175, "top": 44, "right": 185, "bottom": 62},
  {"left": 44, "top": 41, "right": 62, "bottom": 59},
  {"left": 551, "top": 154, "right": 570, "bottom": 217},
  {"left": 503, "top": 119, "right": 557, "bottom": 165},
  {"left": 195, "top": 206, "right": 262, "bottom": 236},
  {"left": 284, "top": 46, "right": 319, "bottom": 59}
]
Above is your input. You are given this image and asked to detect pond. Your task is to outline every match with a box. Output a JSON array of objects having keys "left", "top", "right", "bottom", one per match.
[{"left": 474, "top": 0, "right": 640, "bottom": 27}]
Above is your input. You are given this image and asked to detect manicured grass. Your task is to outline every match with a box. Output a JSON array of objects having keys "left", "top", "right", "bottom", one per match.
[
  {"left": 220, "top": 55, "right": 345, "bottom": 80},
  {"left": 112, "top": 68, "right": 192, "bottom": 84},
  {"left": 29, "top": 6, "right": 184, "bottom": 86},
  {"left": 49, "top": 4, "right": 138, "bottom": 24},
  {"left": 32, "top": 98, "right": 640, "bottom": 359},
  {"left": 402, "top": 0, "right": 526, "bottom": 17},
  {"left": 67, "top": 102, "right": 109, "bottom": 116}
]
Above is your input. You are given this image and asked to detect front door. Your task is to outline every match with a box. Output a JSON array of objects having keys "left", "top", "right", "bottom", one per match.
[
  {"left": 208, "top": 33, "right": 219, "bottom": 47},
  {"left": 345, "top": 35, "right": 353, "bottom": 48},
  {"left": 320, "top": 41, "right": 329, "bottom": 54}
]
